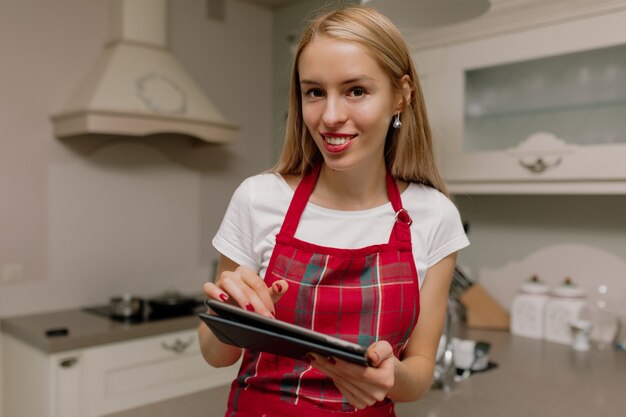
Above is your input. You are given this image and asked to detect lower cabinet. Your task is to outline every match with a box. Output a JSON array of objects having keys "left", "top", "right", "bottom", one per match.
[{"left": 2, "top": 329, "right": 239, "bottom": 417}]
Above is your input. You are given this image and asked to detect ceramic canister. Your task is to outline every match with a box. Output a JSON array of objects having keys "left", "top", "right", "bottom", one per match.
[
  {"left": 511, "top": 275, "right": 550, "bottom": 339},
  {"left": 544, "top": 278, "right": 587, "bottom": 345}
]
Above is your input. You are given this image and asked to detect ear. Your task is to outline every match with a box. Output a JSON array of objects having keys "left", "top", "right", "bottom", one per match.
[{"left": 394, "top": 74, "right": 413, "bottom": 113}]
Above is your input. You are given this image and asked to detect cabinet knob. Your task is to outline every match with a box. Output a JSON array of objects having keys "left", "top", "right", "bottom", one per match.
[
  {"left": 519, "top": 157, "right": 562, "bottom": 174},
  {"left": 161, "top": 337, "right": 194, "bottom": 354},
  {"left": 59, "top": 357, "right": 79, "bottom": 368}
]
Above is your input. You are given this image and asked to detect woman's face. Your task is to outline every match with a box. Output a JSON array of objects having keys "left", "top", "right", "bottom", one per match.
[{"left": 298, "top": 36, "right": 401, "bottom": 173}]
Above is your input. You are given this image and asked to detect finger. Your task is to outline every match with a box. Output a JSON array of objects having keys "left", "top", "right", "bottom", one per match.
[
  {"left": 309, "top": 353, "right": 392, "bottom": 404},
  {"left": 335, "top": 377, "right": 379, "bottom": 409},
  {"left": 236, "top": 266, "right": 275, "bottom": 313},
  {"left": 269, "top": 280, "right": 289, "bottom": 304},
  {"left": 335, "top": 382, "right": 369, "bottom": 410},
  {"left": 309, "top": 355, "right": 375, "bottom": 389},
  {"left": 324, "top": 367, "right": 381, "bottom": 409},
  {"left": 202, "top": 282, "right": 230, "bottom": 305},
  {"left": 221, "top": 271, "right": 274, "bottom": 318},
  {"left": 367, "top": 341, "right": 394, "bottom": 367}
]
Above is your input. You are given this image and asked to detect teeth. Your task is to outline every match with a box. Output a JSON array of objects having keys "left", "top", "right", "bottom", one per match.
[{"left": 324, "top": 135, "right": 354, "bottom": 145}]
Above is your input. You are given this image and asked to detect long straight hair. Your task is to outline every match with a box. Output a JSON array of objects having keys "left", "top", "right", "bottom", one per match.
[{"left": 273, "top": 6, "right": 449, "bottom": 196}]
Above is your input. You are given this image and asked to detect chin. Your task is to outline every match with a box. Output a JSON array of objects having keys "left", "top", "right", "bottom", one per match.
[{"left": 319, "top": 157, "right": 363, "bottom": 173}]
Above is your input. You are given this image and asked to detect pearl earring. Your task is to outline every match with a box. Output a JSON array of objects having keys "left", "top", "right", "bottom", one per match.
[{"left": 393, "top": 113, "right": 402, "bottom": 128}]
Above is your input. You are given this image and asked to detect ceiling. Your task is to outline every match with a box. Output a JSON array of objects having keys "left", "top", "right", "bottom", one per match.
[{"left": 239, "top": 0, "right": 305, "bottom": 9}]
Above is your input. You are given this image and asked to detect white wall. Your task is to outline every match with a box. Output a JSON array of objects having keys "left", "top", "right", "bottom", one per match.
[
  {"left": 0, "top": 0, "right": 273, "bottom": 314},
  {"left": 455, "top": 194, "right": 626, "bottom": 296},
  {"left": 0, "top": 0, "right": 273, "bottom": 410}
]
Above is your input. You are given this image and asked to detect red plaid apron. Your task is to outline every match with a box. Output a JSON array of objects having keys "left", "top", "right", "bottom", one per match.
[{"left": 226, "top": 164, "right": 419, "bottom": 417}]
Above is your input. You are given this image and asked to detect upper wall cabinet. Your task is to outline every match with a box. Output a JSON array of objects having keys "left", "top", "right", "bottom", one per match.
[{"left": 412, "top": 6, "right": 626, "bottom": 194}]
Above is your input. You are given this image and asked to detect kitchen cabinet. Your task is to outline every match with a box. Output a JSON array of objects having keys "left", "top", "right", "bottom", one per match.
[
  {"left": 2, "top": 329, "right": 238, "bottom": 417},
  {"left": 414, "top": 8, "right": 626, "bottom": 194}
]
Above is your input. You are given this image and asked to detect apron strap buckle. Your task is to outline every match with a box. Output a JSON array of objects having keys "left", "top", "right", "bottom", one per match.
[{"left": 394, "top": 208, "right": 413, "bottom": 226}]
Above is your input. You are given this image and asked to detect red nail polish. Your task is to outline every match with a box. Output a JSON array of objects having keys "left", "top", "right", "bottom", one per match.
[
  {"left": 219, "top": 293, "right": 229, "bottom": 302},
  {"left": 245, "top": 303, "right": 255, "bottom": 312},
  {"left": 328, "top": 357, "right": 336, "bottom": 365},
  {"left": 275, "top": 283, "right": 283, "bottom": 292}
]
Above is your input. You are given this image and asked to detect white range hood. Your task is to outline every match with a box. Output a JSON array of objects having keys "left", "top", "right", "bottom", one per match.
[{"left": 51, "top": 0, "right": 237, "bottom": 144}]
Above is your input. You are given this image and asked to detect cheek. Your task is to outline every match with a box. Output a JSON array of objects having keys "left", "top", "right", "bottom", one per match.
[
  {"left": 353, "top": 103, "right": 392, "bottom": 129},
  {"left": 301, "top": 105, "right": 318, "bottom": 130}
]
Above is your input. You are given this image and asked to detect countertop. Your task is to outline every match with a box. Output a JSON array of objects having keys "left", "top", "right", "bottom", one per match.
[
  {"left": 0, "top": 309, "right": 200, "bottom": 353},
  {"left": 395, "top": 328, "right": 626, "bottom": 416},
  {"left": 104, "top": 328, "right": 626, "bottom": 417},
  {"left": 3, "top": 309, "right": 625, "bottom": 416}
]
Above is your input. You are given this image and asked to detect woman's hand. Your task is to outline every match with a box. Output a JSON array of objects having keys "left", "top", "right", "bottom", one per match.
[
  {"left": 203, "top": 264, "right": 288, "bottom": 319},
  {"left": 309, "top": 341, "right": 396, "bottom": 409}
]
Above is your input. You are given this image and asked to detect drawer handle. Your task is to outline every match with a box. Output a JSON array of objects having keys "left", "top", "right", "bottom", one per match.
[
  {"left": 161, "top": 337, "right": 194, "bottom": 354},
  {"left": 519, "top": 156, "right": 562, "bottom": 174},
  {"left": 59, "top": 357, "right": 79, "bottom": 368}
]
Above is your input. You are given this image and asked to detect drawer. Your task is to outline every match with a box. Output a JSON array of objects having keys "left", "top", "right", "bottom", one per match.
[{"left": 81, "top": 329, "right": 237, "bottom": 416}]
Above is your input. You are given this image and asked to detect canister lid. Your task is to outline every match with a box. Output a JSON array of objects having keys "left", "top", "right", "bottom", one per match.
[
  {"left": 552, "top": 277, "right": 585, "bottom": 298},
  {"left": 520, "top": 275, "right": 549, "bottom": 294}
]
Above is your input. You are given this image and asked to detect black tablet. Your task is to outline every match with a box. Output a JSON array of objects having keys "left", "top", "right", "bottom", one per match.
[{"left": 200, "top": 299, "right": 370, "bottom": 366}]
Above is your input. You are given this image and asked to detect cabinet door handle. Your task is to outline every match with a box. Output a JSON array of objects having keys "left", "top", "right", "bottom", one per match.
[
  {"left": 161, "top": 337, "right": 194, "bottom": 354},
  {"left": 519, "top": 157, "right": 562, "bottom": 174},
  {"left": 59, "top": 357, "right": 79, "bottom": 368}
]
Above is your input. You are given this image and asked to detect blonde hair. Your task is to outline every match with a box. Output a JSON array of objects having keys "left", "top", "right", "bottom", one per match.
[{"left": 273, "top": 6, "right": 448, "bottom": 196}]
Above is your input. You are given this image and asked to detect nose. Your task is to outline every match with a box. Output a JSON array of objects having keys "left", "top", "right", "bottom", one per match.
[{"left": 321, "top": 95, "right": 347, "bottom": 127}]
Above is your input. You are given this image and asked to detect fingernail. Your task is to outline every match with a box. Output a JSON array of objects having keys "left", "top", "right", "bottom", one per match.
[
  {"left": 328, "top": 357, "right": 336, "bottom": 365},
  {"left": 219, "top": 293, "right": 229, "bottom": 302},
  {"left": 245, "top": 303, "right": 255, "bottom": 312},
  {"left": 275, "top": 283, "right": 283, "bottom": 293}
]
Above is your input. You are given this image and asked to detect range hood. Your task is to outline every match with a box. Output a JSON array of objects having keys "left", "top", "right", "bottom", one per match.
[{"left": 51, "top": 0, "right": 237, "bottom": 144}]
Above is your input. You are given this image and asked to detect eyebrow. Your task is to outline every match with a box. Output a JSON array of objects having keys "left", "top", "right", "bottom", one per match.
[{"left": 300, "top": 76, "right": 375, "bottom": 86}]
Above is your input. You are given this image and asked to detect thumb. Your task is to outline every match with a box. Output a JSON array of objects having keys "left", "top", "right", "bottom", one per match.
[
  {"left": 367, "top": 341, "right": 394, "bottom": 367},
  {"left": 270, "top": 280, "right": 289, "bottom": 304}
]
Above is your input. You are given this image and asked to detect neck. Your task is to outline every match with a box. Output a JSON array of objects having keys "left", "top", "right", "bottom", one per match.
[{"left": 313, "top": 161, "right": 389, "bottom": 210}]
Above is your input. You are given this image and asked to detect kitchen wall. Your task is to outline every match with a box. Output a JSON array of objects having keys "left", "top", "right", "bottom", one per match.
[
  {"left": 455, "top": 195, "right": 626, "bottom": 297},
  {"left": 0, "top": 0, "right": 274, "bottom": 317}
]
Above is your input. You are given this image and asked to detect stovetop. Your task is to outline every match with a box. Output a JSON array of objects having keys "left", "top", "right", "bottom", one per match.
[{"left": 83, "top": 304, "right": 202, "bottom": 325}]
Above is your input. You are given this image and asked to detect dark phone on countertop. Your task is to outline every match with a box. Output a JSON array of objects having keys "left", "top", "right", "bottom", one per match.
[{"left": 200, "top": 299, "right": 371, "bottom": 366}]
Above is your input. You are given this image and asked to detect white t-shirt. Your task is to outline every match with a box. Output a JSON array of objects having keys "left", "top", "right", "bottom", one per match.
[{"left": 213, "top": 173, "right": 469, "bottom": 288}]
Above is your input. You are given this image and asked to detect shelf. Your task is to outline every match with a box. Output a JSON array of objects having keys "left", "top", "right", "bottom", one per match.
[{"left": 464, "top": 98, "right": 626, "bottom": 121}]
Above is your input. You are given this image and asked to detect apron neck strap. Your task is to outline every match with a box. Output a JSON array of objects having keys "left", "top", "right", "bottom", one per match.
[
  {"left": 279, "top": 163, "right": 412, "bottom": 243},
  {"left": 279, "top": 163, "right": 321, "bottom": 237},
  {"left": 385, "top": 169, "right": 413, "bottom": 243}
]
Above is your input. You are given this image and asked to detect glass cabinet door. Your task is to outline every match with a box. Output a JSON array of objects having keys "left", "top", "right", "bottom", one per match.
[
  {"left": 418, "top": 8, "right": 626, "bottom": 193},
  {"left": 463, "top": 43, "right": 626, "bottom": 152}
]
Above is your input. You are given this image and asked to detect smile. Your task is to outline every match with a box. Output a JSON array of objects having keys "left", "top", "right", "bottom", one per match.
[{"left": 322, "top": 134, "right": 357, "bottom": 146}]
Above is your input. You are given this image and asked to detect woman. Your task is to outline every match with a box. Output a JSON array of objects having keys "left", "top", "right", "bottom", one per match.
[{"left": 199, "top": 6, "right": 469, "bottom": 416}]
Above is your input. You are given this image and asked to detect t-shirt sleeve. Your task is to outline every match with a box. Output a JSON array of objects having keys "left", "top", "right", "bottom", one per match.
[
  {"left": 427, "top": 193, "right": 470, "bottom": 268},
  {"left": 212, "top": 178, "right": 258, "bottom": 271}
]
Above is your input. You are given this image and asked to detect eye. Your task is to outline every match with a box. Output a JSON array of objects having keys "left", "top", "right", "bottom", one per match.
[
  {"left": 304, "top": 88, "right": 324, "bottom": 98},
  {"left": 348, "top": 87, "right": 367, "bottom": 98}
]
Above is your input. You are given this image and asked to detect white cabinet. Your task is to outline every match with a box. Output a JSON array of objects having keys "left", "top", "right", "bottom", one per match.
[
  {"left": 2, "top": 330, "right": 238, "bottom": 417},
  {"left": 413, "top": 8, "right": 626, "bottom": 194}
]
